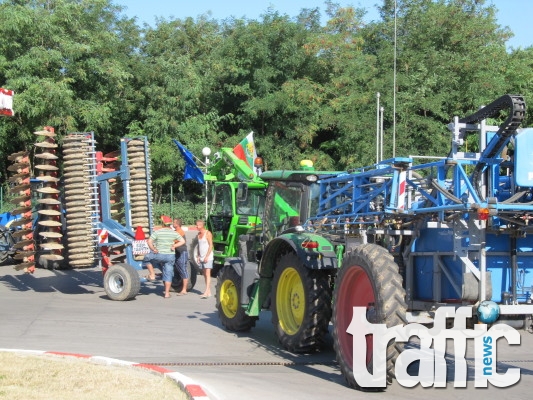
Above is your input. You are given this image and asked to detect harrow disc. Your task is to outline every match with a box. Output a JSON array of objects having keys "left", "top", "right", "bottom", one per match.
[
  {"left": 35, "top": 164, "right": 59, "bottom": 171},
  {"left": 35, "top": 152, "right": 58, "bottom": 160},
  {"left": 34, "top": 141, "right": 58, "bottom": 149},
  {"left": 34, "top": 130, "right": 56, "bottom": 137},
  {"left": 13, "top": 251, "right": 36, "bottom": 260},
  {"left": 8, "top": 151, "right": 30, "bottom": 161},
  {"left": 12, "top": 229, "right": 33, "bottom": 239},
  {"left": 13, "top": 239, "right": 35, "bottom": 250},
  {"left": 38, "top": 231, "right": 63, "bottom": 239},
  {"left": 37, "top": 198, "right": 61, "bottom": 205},
  {"left": 37, "top": 209, "right": 61, "bottom": 216},
  {"left": 36, "top": 187, "right": 60, "bottom": 194},
  {"left": 7, "top": 162, "right": 30, "bottom": 172},
  {"left": 38, "top": 220, "right": 63, "bottom": 227},
  {"left": 39, "top": 242, "right": 64, "bottom": 250}
]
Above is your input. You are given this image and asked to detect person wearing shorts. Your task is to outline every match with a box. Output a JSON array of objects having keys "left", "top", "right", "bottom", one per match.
[
  {"left": 146, "top": 226, "right": 185, "bottom": 298},
  {"left": 195, "top": 219, "right": 213, "bottom": 298}
]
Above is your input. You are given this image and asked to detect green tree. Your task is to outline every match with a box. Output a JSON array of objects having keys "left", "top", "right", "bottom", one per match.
[
  {"left": 0, "top": 0, "right": 140, "bottom": 176},
  {"left": 363, "top": 0, "right": 512, "bottom": 160},
  {"left": 134, "top": 15, "right": 226, "bottom": 199},
  {"left": 504, "top": 46, "right": 533, "bottom": 127}
]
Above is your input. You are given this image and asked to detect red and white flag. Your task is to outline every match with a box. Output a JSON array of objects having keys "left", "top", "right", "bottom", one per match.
[{"left": 0, "top": 88, "right": 14, "bottom": 116}]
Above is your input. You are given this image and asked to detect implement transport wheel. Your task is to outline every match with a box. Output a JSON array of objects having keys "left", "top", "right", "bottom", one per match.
[
  {"left": 103, "top": 263, "right": 140, "bottom": 301},
  {"left": 272, "top": 253, "right": 332, "bottom": 353},
  {"left": 216, "top": 265, "right": 257, "bottom": 331},
  {"left": 332, "top": 244, "right": 406, "bottom": 390}
]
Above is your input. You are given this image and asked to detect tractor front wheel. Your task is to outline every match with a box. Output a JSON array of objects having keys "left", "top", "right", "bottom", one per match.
[
  {"left": 271, "top": 253, "right": 332, "bottom": 353},
  {"left": 332, "top": 244, "right": 406, "bottom": 390},
  {"left": 216, "top": 265, "right": 257, "bottom": 331}
]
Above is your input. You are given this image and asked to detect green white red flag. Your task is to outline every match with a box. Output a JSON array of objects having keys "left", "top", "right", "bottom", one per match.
[{"left": 233, "top": 131, "right": 257, "bottom": 170}]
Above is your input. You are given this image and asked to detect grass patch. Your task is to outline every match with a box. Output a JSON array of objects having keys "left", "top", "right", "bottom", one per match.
[{"left": 0, "top": 352, "right": 189, "bottom": 400}]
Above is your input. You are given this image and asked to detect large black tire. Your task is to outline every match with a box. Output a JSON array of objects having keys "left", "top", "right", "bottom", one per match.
[
  {"left": 271, "top": 253, "right": 332, "bottom": 353},
  {"left": 332, "top": 244, "right": 407, "bottom": 390},
  {"left": 172, "top": 260, "right": 197, "bottom": 292},
  {"left": 0, "top": 226, "right": 13, "bottom": 264},
  {"left": 216, "top": 265, "right": 258, "bottom": 331},
  {"left": 103, "top": 263, "right": 140, "bottom": 301}
]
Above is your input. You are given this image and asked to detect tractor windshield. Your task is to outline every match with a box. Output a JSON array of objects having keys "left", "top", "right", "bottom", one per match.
[
  {"left": 237, "top": 189, "right": 264, "bottom": 216},
  {"left": 263, "top": 181, "right": 315, "bottom": 240}
]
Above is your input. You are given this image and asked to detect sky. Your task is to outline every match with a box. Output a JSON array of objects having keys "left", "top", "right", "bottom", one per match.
[{"left": 116, "top": 0, "right": 532, "bottom": 50}]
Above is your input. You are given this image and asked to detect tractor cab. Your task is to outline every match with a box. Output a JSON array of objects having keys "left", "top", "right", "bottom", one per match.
[{"left": 208, "top": 180, "right": 265, "bottom": 274}]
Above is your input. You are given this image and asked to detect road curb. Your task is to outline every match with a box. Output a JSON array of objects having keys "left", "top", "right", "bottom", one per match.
[{"left": 0, "top": 348, "right": 212, "bottom": 400}]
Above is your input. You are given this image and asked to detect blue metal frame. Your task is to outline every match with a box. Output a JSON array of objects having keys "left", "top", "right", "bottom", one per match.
[{"left": 96, "top": 137, "right": 153, "bottom": 270}]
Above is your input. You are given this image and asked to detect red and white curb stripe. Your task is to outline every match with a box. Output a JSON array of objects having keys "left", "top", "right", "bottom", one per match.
[{"left": 0, "top": 349, "right": 211, "bottom": 400}]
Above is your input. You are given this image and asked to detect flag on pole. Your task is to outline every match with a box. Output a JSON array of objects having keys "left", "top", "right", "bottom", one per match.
[
  {"left": 233, "top": 131, "right": 257, "bottom": 170},
  {"left": 173, "top": 140, "right": 205, "bottom": 184}
]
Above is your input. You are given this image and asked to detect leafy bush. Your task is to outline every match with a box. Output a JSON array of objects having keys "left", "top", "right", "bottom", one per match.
[{"left": 151, "top": 201, "right": 206, "bottom": 226}]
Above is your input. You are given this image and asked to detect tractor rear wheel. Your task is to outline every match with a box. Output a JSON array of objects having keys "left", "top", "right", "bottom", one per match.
[
  {"left": 103, "top": 263, "right": 140, "bottom": 301},
  {"left": 216, "top": 265, "right": 257, "bottom": 331},
  {"left": 0, "top": 226, "right": 13, "bottom": 264},
  {"left": 332, "top": 244, "right": 406, "bottom": 390},
  {"left": 271, "top": 253, "right": 332, "bottom": 353}
]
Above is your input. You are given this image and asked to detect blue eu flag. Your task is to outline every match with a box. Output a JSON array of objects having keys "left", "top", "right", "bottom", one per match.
[{"left": 172, "top": 140, "right": 205, "bottom": 184}]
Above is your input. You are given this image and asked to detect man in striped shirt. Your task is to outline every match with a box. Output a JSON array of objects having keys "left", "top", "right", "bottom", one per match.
[{"left": 145, "top": 227, "right": 185, "bottom": 298}]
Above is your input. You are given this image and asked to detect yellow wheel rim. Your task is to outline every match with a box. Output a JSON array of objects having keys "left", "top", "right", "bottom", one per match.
[
  {"left": 220, "top": 278, "right": 239, "bottom": 319},
  {"left": 276, "top": 266, "right": 305, "bottom": 335}
]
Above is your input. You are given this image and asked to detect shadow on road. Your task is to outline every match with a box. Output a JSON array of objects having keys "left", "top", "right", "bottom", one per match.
[{"left": 0, "top": 267, "right": 102, "bottom": 294}]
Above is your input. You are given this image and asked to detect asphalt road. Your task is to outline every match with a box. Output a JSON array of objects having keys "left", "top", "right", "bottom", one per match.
[{"left": 1, "top": 265, "right": 533, "bottom": 400}]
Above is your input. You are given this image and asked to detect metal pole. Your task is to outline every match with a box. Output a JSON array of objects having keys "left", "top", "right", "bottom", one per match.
[
  {"left": 376, "top": 92, "right": 380, "bottom": 163},
  {"left": 205, "top": 157, "right": 208, "bottom": 221},
  {"left": 380, "top": 106, "right": 384, "bottom": 162},
  {"left": 479, "top": 220, "right": 487, "bottom": 302},
  {"left": 170, "top": 185, "right": 173, "bottom": 216},
  {"left": 393, "top": 0, "right": 397, "bottom": 157},
  {"left": 201, "top": 147, "right": 211, "bottom": 222}
]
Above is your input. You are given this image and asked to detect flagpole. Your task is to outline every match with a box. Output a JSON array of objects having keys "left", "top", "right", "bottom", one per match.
[{"left": 202, "top": 147, "right": 211, "bottom": 221}]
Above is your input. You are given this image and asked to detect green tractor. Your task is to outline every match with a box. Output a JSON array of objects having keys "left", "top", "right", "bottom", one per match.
[
  {"left": 203, "top": 148, "right": 266, "bottom": 277},
  {"left": 215, "top": 161, "right": 344, "bottom": 352}
]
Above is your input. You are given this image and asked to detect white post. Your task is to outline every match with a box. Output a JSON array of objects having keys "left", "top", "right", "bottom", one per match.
[
  {"left": 376, "top": 92, "right": 380, "bottom": 163},
  {"left": 204, "top": 178, "right": 208, "bottom": 221},
  {"left": 380, "top": 106, "right": 384, "bottom": 162}
]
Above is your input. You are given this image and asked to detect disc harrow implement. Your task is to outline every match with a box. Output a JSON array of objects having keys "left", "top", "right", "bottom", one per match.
[
  {"left": 33, "top": 127, "right": 65, "bottom": 269},
  {"left": 125, "top": 138, "right": 153, "bottom": 237},
  {"left": 61, "top": 133, "right": 99, "bottom": 268},
  {"left": 7, "top": 148, "right": 33, "bottom": 273},
  {"left": 5, "top": 130, "right": 155, "bottom": 301}
]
